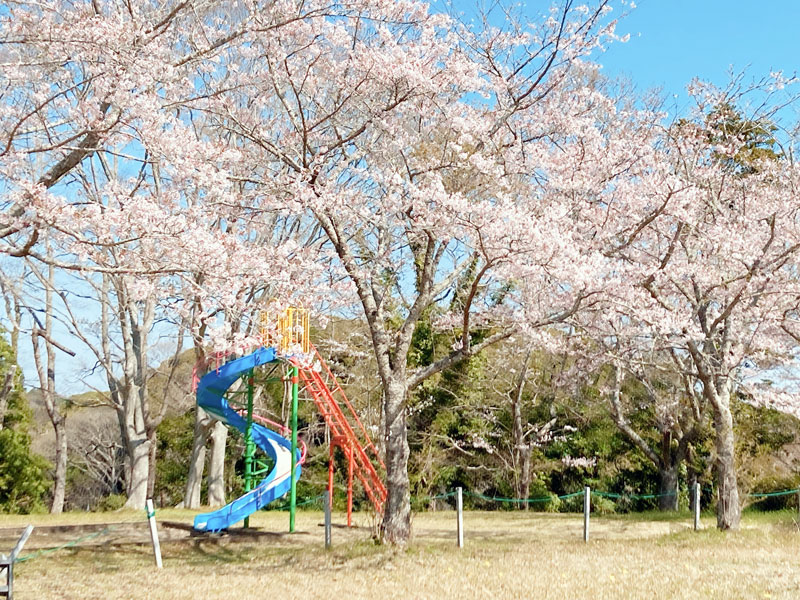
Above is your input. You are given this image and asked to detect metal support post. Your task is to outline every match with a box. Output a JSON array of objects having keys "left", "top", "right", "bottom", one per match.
[
  {"left": 1, "top": 525, "right": 33, "bottom": 598},
  {"left": 244, "top": 370, "right": 255, "bottom": 529},
  {"left": 347, "top": 446, "right": 354, "bottom": 528},
  {"left": 328, "top": 442, "right": 335, "bottom": 511},
  {"left": 323, "top": 490, "right": 332, "bottom": 549},
  {"left": 290, "top": 365, "right": 299, "bottom": 533},
  {"left": 694, "top": 482, "right": 701, "bottom": 531}
]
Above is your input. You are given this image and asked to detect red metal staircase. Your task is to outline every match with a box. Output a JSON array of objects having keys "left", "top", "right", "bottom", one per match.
[{"left": 291, "top": 345, "right": 387, "bottom": 519}]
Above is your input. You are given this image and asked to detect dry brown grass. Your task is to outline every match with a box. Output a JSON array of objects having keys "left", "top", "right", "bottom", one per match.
[{"left": 4, "top": 509, "right": 800, "bottom": 599}]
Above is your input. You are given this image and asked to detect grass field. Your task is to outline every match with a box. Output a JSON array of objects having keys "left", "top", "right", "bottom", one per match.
[{"left": 3, "top": 509, "right": 800, "bottom": 599}]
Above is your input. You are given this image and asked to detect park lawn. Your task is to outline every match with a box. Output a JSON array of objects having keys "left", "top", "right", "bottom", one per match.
[{"left": 4, "top": 509, "right": 800, "bottom": 599}]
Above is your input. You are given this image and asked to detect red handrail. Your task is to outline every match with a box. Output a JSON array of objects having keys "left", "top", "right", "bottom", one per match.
[{"left": 292, "top": 350, "right": 387, "bottom": 513}]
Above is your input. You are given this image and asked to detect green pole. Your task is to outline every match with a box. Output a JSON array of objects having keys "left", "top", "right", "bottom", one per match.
[
  {"left": 244, "top": 370, "right": 255, "bottom": 529},
  {"left": 290, "top": 365, "right": 299, "bottom": 532}
]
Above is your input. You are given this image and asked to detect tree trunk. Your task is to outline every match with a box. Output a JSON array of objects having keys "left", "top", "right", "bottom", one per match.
[
  {"left": 712, "top": 394, "right": 740, "bottom": 530},
  {"left": 125, "top": 434, "right": 150, "bottom": 509},
  {"left": 686, "top": 443, "right": 698, "bottom": 496},
  {"left": 519, "top": 449, "right": 532, "bottom": 511},
  {"left": 511, "top": 345, "right": 532, "bottom": 508},
  {"left": 122, "top": 387, "right": 150, "bottom": 509},
  {"left": 0, "top": 368, "right": 11, "bottom": 429},
  {"left": 658, "top": 464, "right": 679, "bottom": 511},
  {"left": 50, "top": 417, "right": 68, "bottom": 513},
  {"left": 29, "top": 257, "right": 70, "bottom": 513},
  {"left": 182, "top": 407, "right": 212, "bottom": 508},
  {"left": 381, "top": 378, "right": 411, "bottom": 545},
  {"left": 657, "top": 428, "right": 679, "bottom": 511},
  {"left": 147, "top": 428, "right": 158, "bottom": 498},
  {"left": 207, "top": 419, "right": 227, "bottom": 507}
]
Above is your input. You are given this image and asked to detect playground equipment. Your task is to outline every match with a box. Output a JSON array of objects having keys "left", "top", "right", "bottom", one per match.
[
  {"left": 192, "top": 309, "right": 386, "bottom": 532},
  {"left": 1, "top": 525, "right": 33, "bottom": 600}
]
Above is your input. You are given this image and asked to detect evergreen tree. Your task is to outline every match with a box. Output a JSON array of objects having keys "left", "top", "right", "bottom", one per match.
[{"left": 0, "top": 327, "right": 50, "bottom": 513}]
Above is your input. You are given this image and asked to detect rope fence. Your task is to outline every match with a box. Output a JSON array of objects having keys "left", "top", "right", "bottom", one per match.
[
  {"left": 10, "top": 486, "right": 800, "bottom": 562},
  {"left": 407, "top": 486, "right": 800, "bottom": 506},
  {"left": 285, "top": 483, "right": 800, "bottom": 517},
  {"left": 407, "top": 484, "right": 800, "bottom": 548},
  {"left": 748, "top": 488, "right": 800, "bottom": 498},
  {"left": 13, "top": 503, "right": 164, "bottom": 565}
]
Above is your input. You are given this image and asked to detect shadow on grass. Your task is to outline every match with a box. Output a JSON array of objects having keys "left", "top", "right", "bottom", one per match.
[{"left": 173, "top": 536, "right": 398, "bottom": 575}]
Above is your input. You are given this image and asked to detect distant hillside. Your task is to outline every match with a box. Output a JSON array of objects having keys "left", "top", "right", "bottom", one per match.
[
  {"left": 27, "top": 388, "right": 116, "bottom": 461},
  {"left": 26, "top": 348, "right": 197, "bottom": 462}
]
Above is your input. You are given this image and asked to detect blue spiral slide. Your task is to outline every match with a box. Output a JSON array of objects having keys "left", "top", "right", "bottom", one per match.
[{"left": 192, "top": 346, "right": 301, "bottom": 532}]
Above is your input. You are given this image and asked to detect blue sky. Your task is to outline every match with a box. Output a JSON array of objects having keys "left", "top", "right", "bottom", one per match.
[
  {"left": 598, "top": 1, "right": 799, "bottom": 99},
  {"left": 447, "top": 0, "right": 799, "bottom": 118}
]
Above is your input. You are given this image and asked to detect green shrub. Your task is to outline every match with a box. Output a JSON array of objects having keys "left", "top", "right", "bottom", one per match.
[
  {"left": 558, "top": 491, "right": 616, "bottom": 514},
  {"left": 98, "top": 493, "right": 127, "bottom": 512},
  {"left": 592, "top": 495, "right": 617, "bottom": 515},
  {"left": 0, "top": 328, "right": 50, "bottom": 513},
  {"left": 559, "top": 492, "right": 587, "bottom": 513},
  {"left": 749, "top": 475, "right": 800, "bottom": 511},
  {"left": 535, "top": 492, "right": 561, "bottom": 513},
  {"left": 154, "top": 411, "right": 195, "bottom": 506},
  {"left": 525, "top": 478, "right": 560, "bottom": 512}
]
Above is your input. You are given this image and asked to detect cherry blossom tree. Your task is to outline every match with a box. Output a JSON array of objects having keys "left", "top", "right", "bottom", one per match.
[
  {"left": 590, "top": 82, "right": 800, "bottom": 529},
  {"left": 27, "top": 256, "right": 75, "bottom": 513},
  {"left": 1, "top": 0, "right": 326, "bottom": 508},
  {"left": 0, "top": 252, "right": 77, "bottom": 513},
  {"left": 563, "top": 318, "right": 710, "bottom": 511},
  {"left": 198, "top": 0, "right": 673, "bottom": 543},
  {"left": 2, "top": 0, "right": 691, "bottom": 544}
]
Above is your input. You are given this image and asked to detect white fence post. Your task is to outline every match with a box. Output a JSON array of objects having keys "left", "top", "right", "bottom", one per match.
[
  {"left": 456, "top": 487, "right": 464, "bottom": 549},
  {"left": 583, "top": 486, "right": 590, "bottom": 543},
  {"left": 145, "top": 498, "right": 162, "bottom": 569}
]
